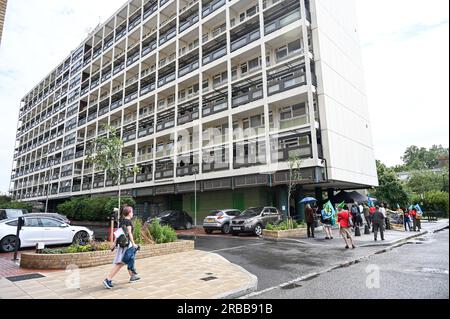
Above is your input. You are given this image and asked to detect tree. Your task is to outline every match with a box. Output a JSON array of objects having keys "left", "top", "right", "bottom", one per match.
[
  {"left": 87, "top": 125, "right": 139, "bottom": 226},
  {"left": 287, "top": 156, "right": 302, "bottom": 229},
  {"left": 373, "top": 160, "right": 409, "bottom": 207},
  {"left": 401, "top": 145, "right": 449, "bottom": 170},
  {"left": 406, "top": 168, "right": 449, "bottom": 194}
]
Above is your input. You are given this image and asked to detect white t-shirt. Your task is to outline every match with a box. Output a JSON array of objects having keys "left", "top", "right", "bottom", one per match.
[{"left": 379, "top": 207, "right": 386, "bottom": 218}]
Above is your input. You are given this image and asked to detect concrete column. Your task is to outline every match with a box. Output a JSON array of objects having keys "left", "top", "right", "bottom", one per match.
[
  {"left": 315, "top": 187, "right": 323, "bottom": 204},
  {"left": 295, "top": 188, "right": 305, "bottom": 222}
]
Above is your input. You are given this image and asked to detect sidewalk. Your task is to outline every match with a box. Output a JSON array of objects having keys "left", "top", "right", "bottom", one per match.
[{"left": 0, "top": 250, "right": 257, "bottom": 299}]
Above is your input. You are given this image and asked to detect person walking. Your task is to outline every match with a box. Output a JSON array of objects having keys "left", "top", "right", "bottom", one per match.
[
  {"left": 410, "top": 207, "right": 420, "bottom": 231},
  {"left": 321, "top": 211, "right": 334, "bottom": 240},
  {"left": 412, "top": 207, "right": 422, "bottom": 231},
  {"left": 363, "top": 204, "right": 371, "bottom": 229},
  {"left": 403, "top": 208, "right": 412, "bottom": 231},
  {"left": 337, "top": 206, "right": 355, "bottom": 249},
  {"left": 103, "top": 206, "right": 140, "bottom": 289},
  {"left": 351, "top": 203, "right": 363, "bottom": 228},
  {"left": 372, "top": 205, "right": 385, "bottom": 241},
  {"left": 305, "top": 204, "right": 316, "bottom": 238},
  {"left": 379, "top": 203, "right": 387, "bottom": 229}
]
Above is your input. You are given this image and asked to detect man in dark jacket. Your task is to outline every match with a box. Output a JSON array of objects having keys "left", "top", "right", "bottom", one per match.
[
  {"left": 372, "top": 206, "right": 385, "bottom": 241},
  {"left": 305, "top": 204, "right": 316, "bottom": 238}
]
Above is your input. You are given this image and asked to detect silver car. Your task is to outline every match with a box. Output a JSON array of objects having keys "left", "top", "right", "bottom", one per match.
[{"left": 203, "top": 209, "right": 242, "bottom": 234}]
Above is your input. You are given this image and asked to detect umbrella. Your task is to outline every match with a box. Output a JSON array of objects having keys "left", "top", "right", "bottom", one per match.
[{"left": 299, "top": 197, "right": 317, "bottom": 204}]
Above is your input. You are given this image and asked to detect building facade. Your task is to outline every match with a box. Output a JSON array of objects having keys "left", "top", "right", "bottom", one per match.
[
  {"left": 10, "top": 0, "right": 378, "bottom": 220},
  {"left": 0, "top": 0, "right": 7, "bottom": 44}
]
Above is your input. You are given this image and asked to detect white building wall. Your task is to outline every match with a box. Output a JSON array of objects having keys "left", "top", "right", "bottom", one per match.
[{"left": 311, "top": 0, "right": 378, "bottom": 187}]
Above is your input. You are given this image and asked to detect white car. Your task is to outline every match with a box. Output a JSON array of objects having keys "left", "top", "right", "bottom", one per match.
[{"left": 0, "top": 216, "right": 94, "bottom": 252}]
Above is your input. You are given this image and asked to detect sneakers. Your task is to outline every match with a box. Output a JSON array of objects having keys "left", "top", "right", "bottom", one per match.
[
  {"left": 103, "top": 279, "right": 114, "bottom": 289},
  {"left": 129, "top": 274, "right": 141, "bottom": 283},
  {"left": 130, "top": 268, "right": 139, "bottom": 276},
  {"left": 345, "top": 245, "right": 349, "bottom": 249},
  {"left": 352, "top": 245, "right": 356, "bottom": 249}
]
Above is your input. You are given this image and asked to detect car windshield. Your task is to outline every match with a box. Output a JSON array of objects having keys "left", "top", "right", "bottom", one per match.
[
  {"left": 226, "top": 211, "right": 241, "bottom": 216},
  {"left": 240, "top": 208, "right": 261, "bottom": 217}
]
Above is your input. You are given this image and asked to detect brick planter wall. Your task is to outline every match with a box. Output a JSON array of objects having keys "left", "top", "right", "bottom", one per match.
[
  {"left": 20, "top": 240, "right": 194, "bottom": 270},
  {"left": 262, "top": 228, "right": 308, "bottom": 239}
]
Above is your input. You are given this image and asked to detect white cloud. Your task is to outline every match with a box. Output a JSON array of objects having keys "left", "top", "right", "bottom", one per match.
[{"left": 0, "top": 0, "right": 448, "bottom": 192}]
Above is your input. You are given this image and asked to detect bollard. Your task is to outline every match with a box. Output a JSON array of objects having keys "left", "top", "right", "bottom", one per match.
[
  {"left": 364, "top": 224, "right": 371, "bottom": 235},
  {"left": 355, "top": 226, "right": 361, "bottom": 237}
]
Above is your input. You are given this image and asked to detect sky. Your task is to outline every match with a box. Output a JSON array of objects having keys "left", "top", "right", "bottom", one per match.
[{"left": 0, "top": 0, "right": 448, "bottom": 193}]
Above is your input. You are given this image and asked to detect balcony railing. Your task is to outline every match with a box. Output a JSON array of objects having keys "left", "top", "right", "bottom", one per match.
[
  {"left": 203, "top": 46, "right": 226, "bottom": 65},
  {"left": 155, "top": 168, "right": 174, "bottom": 180},
  {"left": 178, "top": 109, "right": 199, "bottom": 125},
  {"left": 158, "top": 72, "right": 176, "bottom": 87},
  {"left": 265, "top": 10, "right": 301, "bottom": 35},
  {"left": 177, "top": 164, "right": 199, "bottom": 177},
  {"left": 179, "top": 60, "right": 199, "bottom": 77},
  {"left": 155, "top": 148, "right": 174, "bottom": 159},
  {"left": 127, "top": 51, "right": 140, "bottom": 66},
  {"left": 202, "top": 99, "right": 228, "bottom": 117},
  {"left": 272, "top": 143, "right": 312, "bottom": 161},
  {"left": 142, "top": 40, "right": 157, "bottom": 57},
  {"left": 138, "top": 126, "right": 154, "bottom": 138},
  {"left": 231, "top": 29, "right": 260, "bottom": 52},
  {"left": 140, "top": 82, "right": 156, "bottom": 96},
  {"left": 159, "top": 27, "right": 177, "bottom": 46},
  {"left": 203, "top": 160, "right": 229, "bottom": 173},
  {"left": 202, "top": 0, "right": 225, "bottom": 18},
  {"left": 267, "top": 71, "right": 306, "bottom": 96},
  {"left": 137, "top": 172, "right": 153, "bottom": 183},
  {"left": 124, "top": 90, "right": 138, "bottom": 104},
  {"left": 179, "top": 13, "right": 199, "bottom": 33},
  {"left": 144, "top": 2, "right": 158, "bottom": 19},
  {"left": 232, "top": 87, "right": 263, "bottom": 108}
]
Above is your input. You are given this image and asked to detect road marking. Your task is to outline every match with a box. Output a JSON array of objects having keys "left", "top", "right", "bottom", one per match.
[{"left": 209, "top": 243, "right": 266, "bottom": 253}]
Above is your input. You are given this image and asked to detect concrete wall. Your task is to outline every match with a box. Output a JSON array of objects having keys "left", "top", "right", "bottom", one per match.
[{"left": 311, "top": 0, "right": 378, "bottom": 187}]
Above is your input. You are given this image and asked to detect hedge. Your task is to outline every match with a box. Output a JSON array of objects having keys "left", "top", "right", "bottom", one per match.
[{"left": 57, "top": 196, "right": 136, "bottom": 221}]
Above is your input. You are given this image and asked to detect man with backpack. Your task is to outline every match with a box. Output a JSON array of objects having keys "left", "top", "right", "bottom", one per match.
[
  {"left": 372, "top": 205, "right": 385, "bottom": 241},
  {"left": 337, "top": 205, "right": 356, "bottom": 249},
  {"left": 103, "top": 206, "right": 141, "bottom": 289}
]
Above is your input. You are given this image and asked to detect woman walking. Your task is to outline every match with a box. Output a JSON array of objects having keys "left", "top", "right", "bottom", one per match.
[{"left": 103, "top": 206, "right": 140, "bottom": 289}]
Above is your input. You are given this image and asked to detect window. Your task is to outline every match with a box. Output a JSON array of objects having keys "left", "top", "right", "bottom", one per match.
[
  {"left": 24, "top": 218, "right": 40, "bottom": 227},
  {"left": 240, "top": 13, "right": 246, "bottom": 22},
  {"left": 241, "top": 63, "right": 248, "bottom": 75},
  {"left": 288, "top": 39, "right": 302, "bottom": 53},
  {"left": 41, "top": 218, "right": 63, "bottom": 227},
  {"left": 202, "top": 80, "right": 209, "bottom": 90},
  {"left": 292, "top": 103, "right": 306, "bottom": 117},
  {"left": 276, "top": 46, "right": 288, "bottom": 60},
  {"left": 280, "top": 107, "right": 292, "bottom": 120},
  {"left": 213, "top": 75, "right": 221, "bottom": 86},
  {"left": 248, "top": 57, "right": 260, "bottom": 70},
  {"left": 243, "top": 119, "right": 250, "bottom": 130},
  {"left": 251, "top": 115, "right": 264, "bottom": 127}
]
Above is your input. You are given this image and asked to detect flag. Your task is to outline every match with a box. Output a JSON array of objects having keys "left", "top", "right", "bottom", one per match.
[
  {"left": 337, "top": 201, "right": 346, "bottom": 209},
  {"left": 321, "top": 201, "right": 336, "bottom": 226},
  {"left": 415, "top": 204, "right": 424, "bottom": 216}
]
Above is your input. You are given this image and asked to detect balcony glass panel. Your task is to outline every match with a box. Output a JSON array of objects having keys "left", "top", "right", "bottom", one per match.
[{"left": 265, "top": 10, "right": 301, "bottom": 35}]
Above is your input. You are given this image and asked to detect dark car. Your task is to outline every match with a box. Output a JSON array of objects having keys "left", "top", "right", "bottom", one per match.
[
  {"left": 25, "top": 213, "right": 71, "bottom": 224},
  {"left": 146, "top": 210, "right": 193, "bottom": 230},
  {"left": 231, "top": 207, "right": 282, "bottom": 236}
]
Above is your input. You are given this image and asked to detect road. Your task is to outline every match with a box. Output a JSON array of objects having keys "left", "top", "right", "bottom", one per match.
[{"left": 249, "top": 229, "right": 449, "bottom": 299}]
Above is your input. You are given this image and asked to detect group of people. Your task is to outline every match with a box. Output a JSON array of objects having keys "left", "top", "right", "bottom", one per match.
[{"left": 305, "top": 201, "right": 421, "bottom": 249}]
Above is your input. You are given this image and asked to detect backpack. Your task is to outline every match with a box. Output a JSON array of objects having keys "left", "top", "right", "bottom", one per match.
[
  {"left": 351, "top": 206, "right": 359, "bottom": 216},
  {"left": 116, "top": 225, "right": 130, "bottom": 248}
]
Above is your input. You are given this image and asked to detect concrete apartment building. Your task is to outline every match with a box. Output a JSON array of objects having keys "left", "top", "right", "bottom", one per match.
[
  {"left": 10, "top": 0, "right": 378, "bottom": 220},
  {"left": 0, "top": 0, "right": 7, "bottom": 44}
]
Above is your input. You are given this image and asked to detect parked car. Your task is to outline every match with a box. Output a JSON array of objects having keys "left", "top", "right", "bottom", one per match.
[
  {"left": 146, "top": 210, "right": 193, "bottom": 230},
  {"left": 0, "top": 216, "right": 94, "bottom": 253},
  {"left": 231, "top": 207, "right": 283, "bottom": 236},
  {"left": 203, "top": 209, "right": 241, "bottom": 234},
  {"left": 25, "top": 212, "right": 71, "bottom": 224},
  {"left": 0, "top": 209, "right": 26, "bottom": 221}
]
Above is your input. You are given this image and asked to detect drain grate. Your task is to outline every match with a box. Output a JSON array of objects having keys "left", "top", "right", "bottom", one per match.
[
  {"left": 200, "top": 276, "right": 218, "bottom": 282},
  {"left": 6, "top": 273, "right": 45, "bottom": 282}
]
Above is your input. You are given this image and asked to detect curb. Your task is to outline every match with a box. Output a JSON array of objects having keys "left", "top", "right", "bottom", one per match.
[
  {"left": 262, "top": 237, "right": 310, "bottom": 245},
  {"left": 242, "top": 223, "right": 449, "bottom": 299}
]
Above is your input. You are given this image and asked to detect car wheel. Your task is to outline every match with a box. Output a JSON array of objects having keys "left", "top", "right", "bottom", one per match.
[
  {"left": 72, "top": 231, "right": 90, "bottom": 246},
  {"left": 185, "top": 222, "right": 193, "bottom": 230},
  {"left": 221, "top": 223, "right": 231, "bottom": 234},
  {"left": 0, "top": 235, "right": 20, "bottom": 253},
  {"left": 204, "top": 229, "right": 213, "bottom": 234},
  {"left": 254, "top": 224, "right": 263, "bottom": 236}
]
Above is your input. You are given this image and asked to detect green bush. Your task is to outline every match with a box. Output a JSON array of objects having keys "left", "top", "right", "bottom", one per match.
[
  {"left": 40, "top": 242, "right": 111, "bottom": 254},
  {"left": 412, "top": 191, "right": 449, "bottom": 217},
  {"left": 148, "top": 220, "right": 177, "bottom": 244},
  {"left": 266, "top": 220, "right": 302, "bottom": 231},
  {"left": 57, "top": 196, "right": 135, "bottom": 221},
  {"left": 133, "top": 218, "right": 144, "bottom": 245},
  {"left": 1, "top": 201, "right": 33, "bottom": 212}
]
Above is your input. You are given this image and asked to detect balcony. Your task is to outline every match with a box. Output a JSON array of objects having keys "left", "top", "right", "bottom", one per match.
[
  {"left": 158, "top": 72, "right": 176, "bottom": 87},
  {"left": 272, "top": 143, "right": 312, "bottom": 161},
  {"left": 72, "top": 184, "right": 81, "bottom": 192},
  {"left": 136, "top": 172, "right": 153, "bottom": 183},
  {"left": 231, "top": 29, "right": 260, "bottom": 52},
  {"left": 155, "top": 167, "right": 174, "bottom": 180},
  {"left": 265, "top": 6, "right": 301, "bottom": 35},
  {"left": 123, "top": 128, "right": 136, "bottom": 143},
  {"left": 113, "top": 61, "right": 126, "bottom": 75},
  {"left": 82, "top": 182, "right": 92, "bottom": 191},
  {"left": 127, "top": 50, "right": 140, "bottom": 66},
  {"left": 90, "top": 77, "right": 100, "bottom": 90},
  {"left": 142, "top": 40, "right": 157, "bottom": 57},
  {"left": 179, "top": 12, "right": 199, "bottom": 33},
  {"left": 177, "top": 164, "right": 199, "bottom": 177},
  {"left": 178, "top": 104, "right": 199, "bottom": 125},
  {"left": 267, "top": 68, "right": 307, "bottom": 96},
  {"left": 232, "top": 86, "right": 263, "bottom": 108},
  {"left": 202, "top": 0, "right": 225, "bottom": 18},
  {"left": 140, "top": 81, "right": 156, "bottom": 96},
  {"left": 124, "top": 89, "right": 138, "bottom": 104},
  {"left": 179, "top": 60, "right": 199, "bottom": 77},
  {"left": 104, "top": 35, "right": 114, "bottom": 50},
  {"left": 138, "top": 123, "right": 154, "bottom": 138},
  {"left": 115, "top": 25, "right": 127, "bottom": 41},
  {"left": 144, "top": 1, "right": 158, "bottom": 19},
  {"left": 202, "top": 96, "right": 228, "bottom": 117},
  {"left": 156, "top": 112, "right": 175, "bottom": 132},
  {"left": 129, "top": 15, "right": 141, "bottom": 31},
  {"left": 202, "top": 154, "right": 229, "bottom": 172},
  {"left": 202, "top": 46, "right": 226, "bottom": 66},
  {"left": 233, "top": 141, "right": 267, "bottom": 169},
  {"left": 155, "top": 146, "right": 174, "bottom": 159},
  {"left": 159, "top": 27, "right": 177, "bottom": 46}
]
